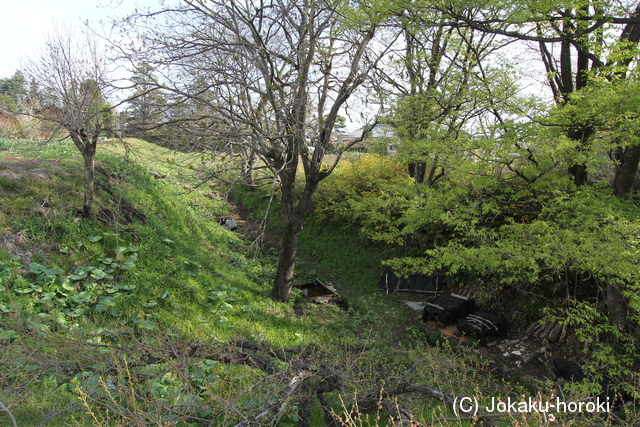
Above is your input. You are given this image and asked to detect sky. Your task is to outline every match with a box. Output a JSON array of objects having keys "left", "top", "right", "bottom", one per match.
[
  {"left": 0, "top": 0, "right": 160, "bottom": 78},
  {"left": 0, "top": 0, "right": 550, "bottom": 131}
]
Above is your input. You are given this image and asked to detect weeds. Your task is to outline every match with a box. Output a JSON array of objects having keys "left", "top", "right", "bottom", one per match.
[{"left": 1, "top": 140, "right": 636, "bottom": 426}]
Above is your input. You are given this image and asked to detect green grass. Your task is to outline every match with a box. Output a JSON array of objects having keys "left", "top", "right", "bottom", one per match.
[
  {"left": 0, "top": 139, "right": 634, "bottom": 426},
  {"left": 1, "top": 140, "right": 312, "bottom": 344},
  {"left": 0, "top": 139, "right": 316, "bottom": 425}
]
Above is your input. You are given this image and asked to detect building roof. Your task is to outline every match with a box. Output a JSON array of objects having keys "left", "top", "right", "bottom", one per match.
[{"left": 346, "top": 124, "right": 395, "bottom": 139}]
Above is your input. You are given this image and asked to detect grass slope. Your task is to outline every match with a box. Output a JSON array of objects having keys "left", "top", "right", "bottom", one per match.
[
  {"left": 0, "top": 139, "right": 319, "bottom": 425},
  {"left": 0, "top": 138, "right": 633, "bottom": 426}
]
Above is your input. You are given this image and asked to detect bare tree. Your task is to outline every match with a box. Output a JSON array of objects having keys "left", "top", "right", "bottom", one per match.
[
  {"left": 24, "top": 25, "right": 113, "bottom": 219},
  {"left": 116, "top": 0, "right": 391, "bottom": 301}
]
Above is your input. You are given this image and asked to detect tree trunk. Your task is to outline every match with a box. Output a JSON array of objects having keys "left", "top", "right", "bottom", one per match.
[
  {"left": 408, "top": 161, "right": 426, "bottom": 184},
  {"left": 426, "top": 160, "right": 444, "bottom": 187},
  {"left": 271, "top": 157, "right": 304, "bottom": 302},
  {"left": 271, "top": 214, "right": 302, "bottom": 302},
  {"left": 82, "top": 144, "right": 97, "bottom": 219},
  {"left": 613, "top": 145, "right": 640, "bottom": 197},
  {"left": 270, "top": 151, "right": 320, "bottom": 302},
  {"left": 567, "top": 126, "right": 592, "bottom": 187},
  {"left": 606, "top": 281, "right": 628, "bottom": 329},
  {"left": 70, "top": 132, "right": 97, "bottom": 219},
  {"left": 568, "top": 163, "right": 588, "bottom": 187},
  {"left": 240, "top": 146, "right": 258, "bottom": 188}
]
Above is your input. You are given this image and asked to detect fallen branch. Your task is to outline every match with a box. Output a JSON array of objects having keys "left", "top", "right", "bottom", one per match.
[
  {"left": 0, "top": 400, "right": 18, "bottom": 427},
  {"left": 359, "top": 380, "right": 455, "bottom": 410},
  {"left": 234, "top": 369, "right": 313, "bottom": 426}
]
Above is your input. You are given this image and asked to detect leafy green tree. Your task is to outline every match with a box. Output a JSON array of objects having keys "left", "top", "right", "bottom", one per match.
[
  {"left": 124, "top": 63, "right": 169, "bottom": 141},
  {"left": 0, "top": 71, "right": 27, "bottom": 111},
  {"left": 385, "top": 3, "right": 519, "bottom": 186},
  {"left": 551, "top": 79, "right": 640, "bottom": 196},
  {"left": 328, "top": 115, "right": 347, "bottom": 134},
  {"left": 309, "top": 0, "right": 640, "bottom": 388},
  {"left": 438, "top": 0, "right": 640, "bottom": 189}
]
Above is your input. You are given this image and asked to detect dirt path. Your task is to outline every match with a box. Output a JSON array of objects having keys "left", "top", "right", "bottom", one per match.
[{"left": 224, "top": 195, "right": 281, "bottom": 250}]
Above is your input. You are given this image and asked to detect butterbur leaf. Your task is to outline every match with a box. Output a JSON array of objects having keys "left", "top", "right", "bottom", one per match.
[
  {"left": 94, "top": 304, "right": 108, "bottom": 313},
  {"left": 87, "top": 234, "right": 103, "bottom": 242},
  {"left": 99, "top": 296, "right": 116, "bottom": 306},
  {"left": 48, "top": 267, "right": 64, "bottom": 276},
  {"left": 119, "top": 262, "right": 135, "bottom": 270},
  {"left": 91, "top": 268, "right": 107, "bottom": 280},
  {"left": 118, "top": 284, "right": 136, "bottom": 291},
  {"left": 29, "top": 263, "right": 46, "bottom": 274},
  {"left": 114, "top": 246, "right": 128, "bottom": 255},
  {"left": 65, "top": 308, "right": 87, "bottom": 317},
  {"left": 69, "top": 269, "right": 88, "bottom": 281},
  {"left": 25, "top": 320, "right": 45, "bottom": 331},
  {"left": 91, "top": 269, "right": 107, "bottom": 280},
  {"left": 72, "top": 292, "right": 92, "bottom": 303},
  {"left": 109, "top": 309, "right": 122, "bottom": 316},
  {"left": 0, "top": 330, "right": 19, "bottom": 340},
  {"left": 36, "top": 292, "right": 55, "bottom": 303},
  {"left": 99, "top": 257, "right": 114, "bottom": 265},
  {"left": 137, "top": 320, "right": 154, "bottom": 330}
]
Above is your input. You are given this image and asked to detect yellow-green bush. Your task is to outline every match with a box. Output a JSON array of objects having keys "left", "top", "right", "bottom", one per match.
[{"left": 314, "top": 154, "right": 410, "bottom": 221}]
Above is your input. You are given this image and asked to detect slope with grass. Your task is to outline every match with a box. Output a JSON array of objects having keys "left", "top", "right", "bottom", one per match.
[{"left": 0, "top": 138, "right": 634, "bottom": 426}]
